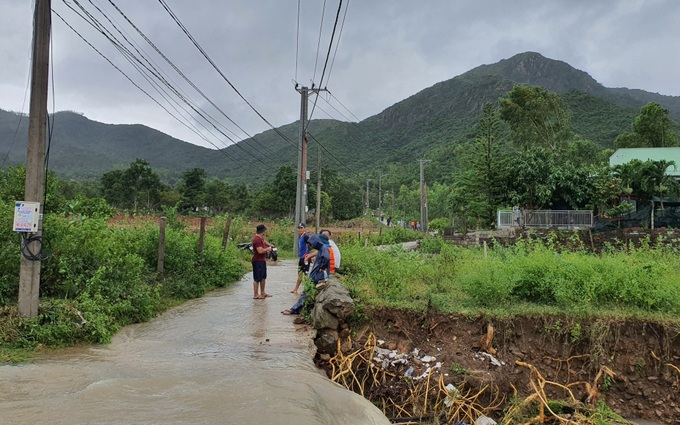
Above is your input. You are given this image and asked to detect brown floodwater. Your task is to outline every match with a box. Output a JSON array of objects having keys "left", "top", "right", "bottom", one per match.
[{"left": 0, "top": 260, "right": 390, "bottom": 425}]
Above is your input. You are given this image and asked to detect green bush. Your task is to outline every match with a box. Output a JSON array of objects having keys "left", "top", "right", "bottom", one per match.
[
  {"left": 340, "top": 237, "right": 680, "bottom": 317},
  {"left": 1, "top": 212, "right": 246, "bottom": 350}
]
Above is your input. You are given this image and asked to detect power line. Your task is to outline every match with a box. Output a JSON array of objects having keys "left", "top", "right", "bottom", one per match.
[
  {"left": 324, "top": 0, "right": 350, "bottom": 87},
  {"left": 53, "top": 8, "right": 253, "bottom": 169},
  {"left": 104, "top": 0, "right": 281, "bottom": 162},
  {"left": 305, "top": 0, "right": 343, "bottom": 133},
  {"left": 61, "top": 1, "right": 274, "bottom": 168},
  {"left": 156, "top": 0, "right": 300, "bottom": 152},
  {"left": 311, "top": 0, "right": 327, "bottom": 86},
  {"left": 294, "top": 0, "right": 300, "bottom": 83}
]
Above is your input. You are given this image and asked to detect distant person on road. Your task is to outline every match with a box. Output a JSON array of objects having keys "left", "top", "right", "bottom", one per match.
[
  {"left": 252, "top": 224, "right": 274, "bottom": 300},
  {"left": 292, "top": 223, "right": 309, "bottom": 295},
  {"left": 386, "top": 216, "right": 392, "bottom": 227},
  {"left": 282, "top": 233, "right": 330, "bottom": 315}
]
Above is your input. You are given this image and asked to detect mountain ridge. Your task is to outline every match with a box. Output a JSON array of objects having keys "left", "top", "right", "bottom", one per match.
[{"left": 1, "top": 52, "right": 678, "bottom": 184}]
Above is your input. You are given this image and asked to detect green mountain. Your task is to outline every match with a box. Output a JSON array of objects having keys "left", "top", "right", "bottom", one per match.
[{"left": 1, "top": 52, "right": 678, "bottom": 185}]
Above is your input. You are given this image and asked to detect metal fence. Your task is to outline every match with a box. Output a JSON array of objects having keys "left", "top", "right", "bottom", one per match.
[{"left": 497, "top": 210, "right": 594, "bottom": 229}]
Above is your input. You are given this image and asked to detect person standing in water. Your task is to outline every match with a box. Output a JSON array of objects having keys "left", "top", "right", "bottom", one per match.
[{"left": 252, "top": 224, "right": 274, "bottom": 299}]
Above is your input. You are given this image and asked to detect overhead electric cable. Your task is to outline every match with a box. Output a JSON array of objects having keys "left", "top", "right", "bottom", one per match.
[
  {"left": 156, "top": 0, "right": 299, "bottom": 151},
  {"left": 295, "top": 0, "right": 300, "bottom": 83},
  {"left": 62, "top": 1, "right": 272, "bottom": 167},
  {"left": 69, "top": 0, "right": 245, "bottom": 148},
  {"left": 305, "top": 0, "right": 343, "bottom": 133},
  {"left": 105, "top": 0, "right": 281, "bottom": 161},
  {"left": 53, "top": 9, "right": 253, "bottom": 170},
  {"left": 311, "top": 0, "right": 327, "bottom": 85},
  {"left": 324, "top": 0, "right": 349, "bottom": 86}
]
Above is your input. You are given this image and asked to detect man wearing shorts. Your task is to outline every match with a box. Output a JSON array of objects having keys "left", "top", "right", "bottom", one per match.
[
  {"left": 291, "top": 223, "right": 309, "bottom": 295},
  {"left": 252, "top": 224, "right": 274, "bottom": 299}
]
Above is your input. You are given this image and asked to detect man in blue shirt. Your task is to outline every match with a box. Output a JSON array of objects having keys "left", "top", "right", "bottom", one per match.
[{"left": 291, "top": 223, "right": 308, "bottom": 295}]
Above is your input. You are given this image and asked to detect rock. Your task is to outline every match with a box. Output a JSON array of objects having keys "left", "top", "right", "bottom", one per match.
[
  {"left": 315, "top": 329, "right": 340, "bottom": 355},
  {"left": 314, "top": 281, "right": 354, "bottom": 319},
  {"left": 318, "top": 353, "right": 331, "bottom": 361},
  {"left": 387, "top": 342, "right": 397, "bottom": 351},
  {"left": 311, "top": 304, "right": 339, "bottom": 330}
]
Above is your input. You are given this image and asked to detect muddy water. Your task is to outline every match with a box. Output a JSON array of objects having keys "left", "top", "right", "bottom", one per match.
[{"left": 0, "top": 260, "right": 390, "bottom": 425}]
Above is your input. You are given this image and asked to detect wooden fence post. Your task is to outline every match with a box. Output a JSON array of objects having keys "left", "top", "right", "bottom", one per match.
[
  {"left": 222, "top": 216, "right": 233, "bottom": 251},
  {"left": 157, "top": 216, "right": 166, "bottom": 275},
  {"left": 198, "top": 216, "right": 207, "bottom": 253}
]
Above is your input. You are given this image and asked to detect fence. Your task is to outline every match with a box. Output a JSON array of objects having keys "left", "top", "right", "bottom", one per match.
[{"left": 497, "top": 210, "right": 594, "bottom": 230}]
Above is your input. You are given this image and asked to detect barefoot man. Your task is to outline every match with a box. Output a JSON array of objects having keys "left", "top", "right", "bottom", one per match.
[{"left": 252, "top": 224, "right": 274, "bottom": 299}]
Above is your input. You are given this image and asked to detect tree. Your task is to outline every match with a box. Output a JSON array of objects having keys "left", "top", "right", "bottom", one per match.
[
  {"left": 615, "top": 102, "right": 679, "bottom": 148},
  {"left": 612, "top": 159, "right": 680, "bottom": 208},
  {"left": 179, "top": 168, "right": 207, "bottom": 211},
  {"left": 100, "top": 159, "right": 163, "bottom": 211},
  {"left": 504, "top": 148, "right": 557, "bottom": 210},
  {"left": 125, "top": 159, "right": 163, "bottom": 211},
  {"left": 100, "top": 169, "right": 128, "bottom": 209},
  {"left": 499, "top": 84, "right": 571, "bottom": 151},
  {"left": 456, "top": 103, "right": 510, "bottom": 226},
  {"left": 203, "top": 179, "right": 234, "bottom": 214}
]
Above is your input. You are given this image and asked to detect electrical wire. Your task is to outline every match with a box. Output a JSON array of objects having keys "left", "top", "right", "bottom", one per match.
[
  {"left": 295, "top": 0, "right": 300, "bottom": 83},
  {"left": 156, "top": 0, "right": 300, "bottom": 152},
  {"left": 324, "top": 0, "right": 349, "bottom": 87},
  {"left": 305, "top": 0, "right": 343, "bottom": 134},
  {"left": 311, "top": 0, "right": 327, "bottom": 85},
  {"left": 60, "top": 2, "right": 273, "bottom": 169},
  {"left": 53, "top": 8, "right": 252, "bottom": 169},
  {"left": 103, "top": 0, "right": 281, "bottom": 162},
  {"left": 62, "top": 0, "right": 276, "bottom": 169},
  {"left": 20, "top": 232, "right": 51, "bottom": 261}
]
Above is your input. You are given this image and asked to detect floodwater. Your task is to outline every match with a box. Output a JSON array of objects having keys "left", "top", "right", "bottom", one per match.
[{"left": 0, "top": 260, "right": 390, "bottom": 425}]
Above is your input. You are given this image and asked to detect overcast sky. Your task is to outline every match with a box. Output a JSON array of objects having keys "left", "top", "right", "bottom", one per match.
[{"left": 1, "top": 0, "right": 678, "bottom": 149}]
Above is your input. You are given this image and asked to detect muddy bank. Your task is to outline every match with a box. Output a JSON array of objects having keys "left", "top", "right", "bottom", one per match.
[{"left": 319, "top": 308, "right": 680, "bottom": 424}]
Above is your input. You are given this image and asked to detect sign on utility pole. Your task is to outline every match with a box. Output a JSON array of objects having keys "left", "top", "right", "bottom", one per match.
[
  {"left": 293, "top": 86, "right": 326, "bottom": 257},
  {"left": 19, "top": 0, "right": 51, "bottom": 317}
]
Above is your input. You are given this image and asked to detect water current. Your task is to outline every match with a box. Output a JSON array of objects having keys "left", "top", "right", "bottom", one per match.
[{"left": 0, "top": 260, "right": 390, "bottom": 424}]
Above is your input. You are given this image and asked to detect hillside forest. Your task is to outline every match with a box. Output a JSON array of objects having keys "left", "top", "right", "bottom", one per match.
[{"left": 3, "top": 84, "right": 678, "bottom": 233}]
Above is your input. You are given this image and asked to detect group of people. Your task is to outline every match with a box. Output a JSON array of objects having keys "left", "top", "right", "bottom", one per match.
[{"left": 249, "top": 222, "right": 341, "bottom": 316}]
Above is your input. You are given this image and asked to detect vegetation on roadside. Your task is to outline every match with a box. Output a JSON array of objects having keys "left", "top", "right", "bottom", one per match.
[
  {"left": 340, "top": 233, "right": 680, "bottom": 321},
  {"left": 0, "top": 202, "right": 246, "bottom": 362}
]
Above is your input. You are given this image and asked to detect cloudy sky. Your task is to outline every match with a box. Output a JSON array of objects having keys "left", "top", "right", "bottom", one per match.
[{"left": 1, "top": 0, "right": 678, "bottom": 149}]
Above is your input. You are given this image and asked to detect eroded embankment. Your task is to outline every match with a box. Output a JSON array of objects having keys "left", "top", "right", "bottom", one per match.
[{"left": 317, "top": 309, "right": 680, "bottom": 424}]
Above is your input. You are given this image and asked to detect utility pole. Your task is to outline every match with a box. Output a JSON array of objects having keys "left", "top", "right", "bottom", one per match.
[
  {"left": 418, "top": 159, "right": 431, "bottom": 233},
  {"left": 19, "top": 0, "right": 51, "bottom": 317},
  {"left": 315, "top": 149, "right": 321, "bottom": 232},
  {"left": 377, "top": 174, "right": 386, "bottom": 222},
  {"left": 365, "top": 179, "right": 371, "bottom": 216},
  {"left": 294, "top": 85, "right": 326, "bottom": 257}
]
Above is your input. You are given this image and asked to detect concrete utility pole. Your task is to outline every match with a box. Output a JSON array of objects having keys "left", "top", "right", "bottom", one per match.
[
  {"left": 294, "top": 86, "right": 326, "bottom": 257},
  {"left": 315, "top": 149, "right": 321, "bottom": 232},
  {"left": 365, "top": 179, "right": 371, "bottom": 216},
  {"left": 377, "top": 174, "right": 387, "bottom": 221},
  {"left": 418, "top": 159, "right": 431, "bottom": 233},
  {"left": 18, "top": 0, "right": 51, "bottom": 317}
]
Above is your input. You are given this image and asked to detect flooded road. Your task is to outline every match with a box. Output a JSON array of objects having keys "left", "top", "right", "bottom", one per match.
[{"left": 0, "top": 260, "right": 390, "bottom": 424}]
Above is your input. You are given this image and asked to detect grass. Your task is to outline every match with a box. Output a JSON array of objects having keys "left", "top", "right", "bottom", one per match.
[{"left": 339, "top": 234, "right": 680, "bottom": 322}]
